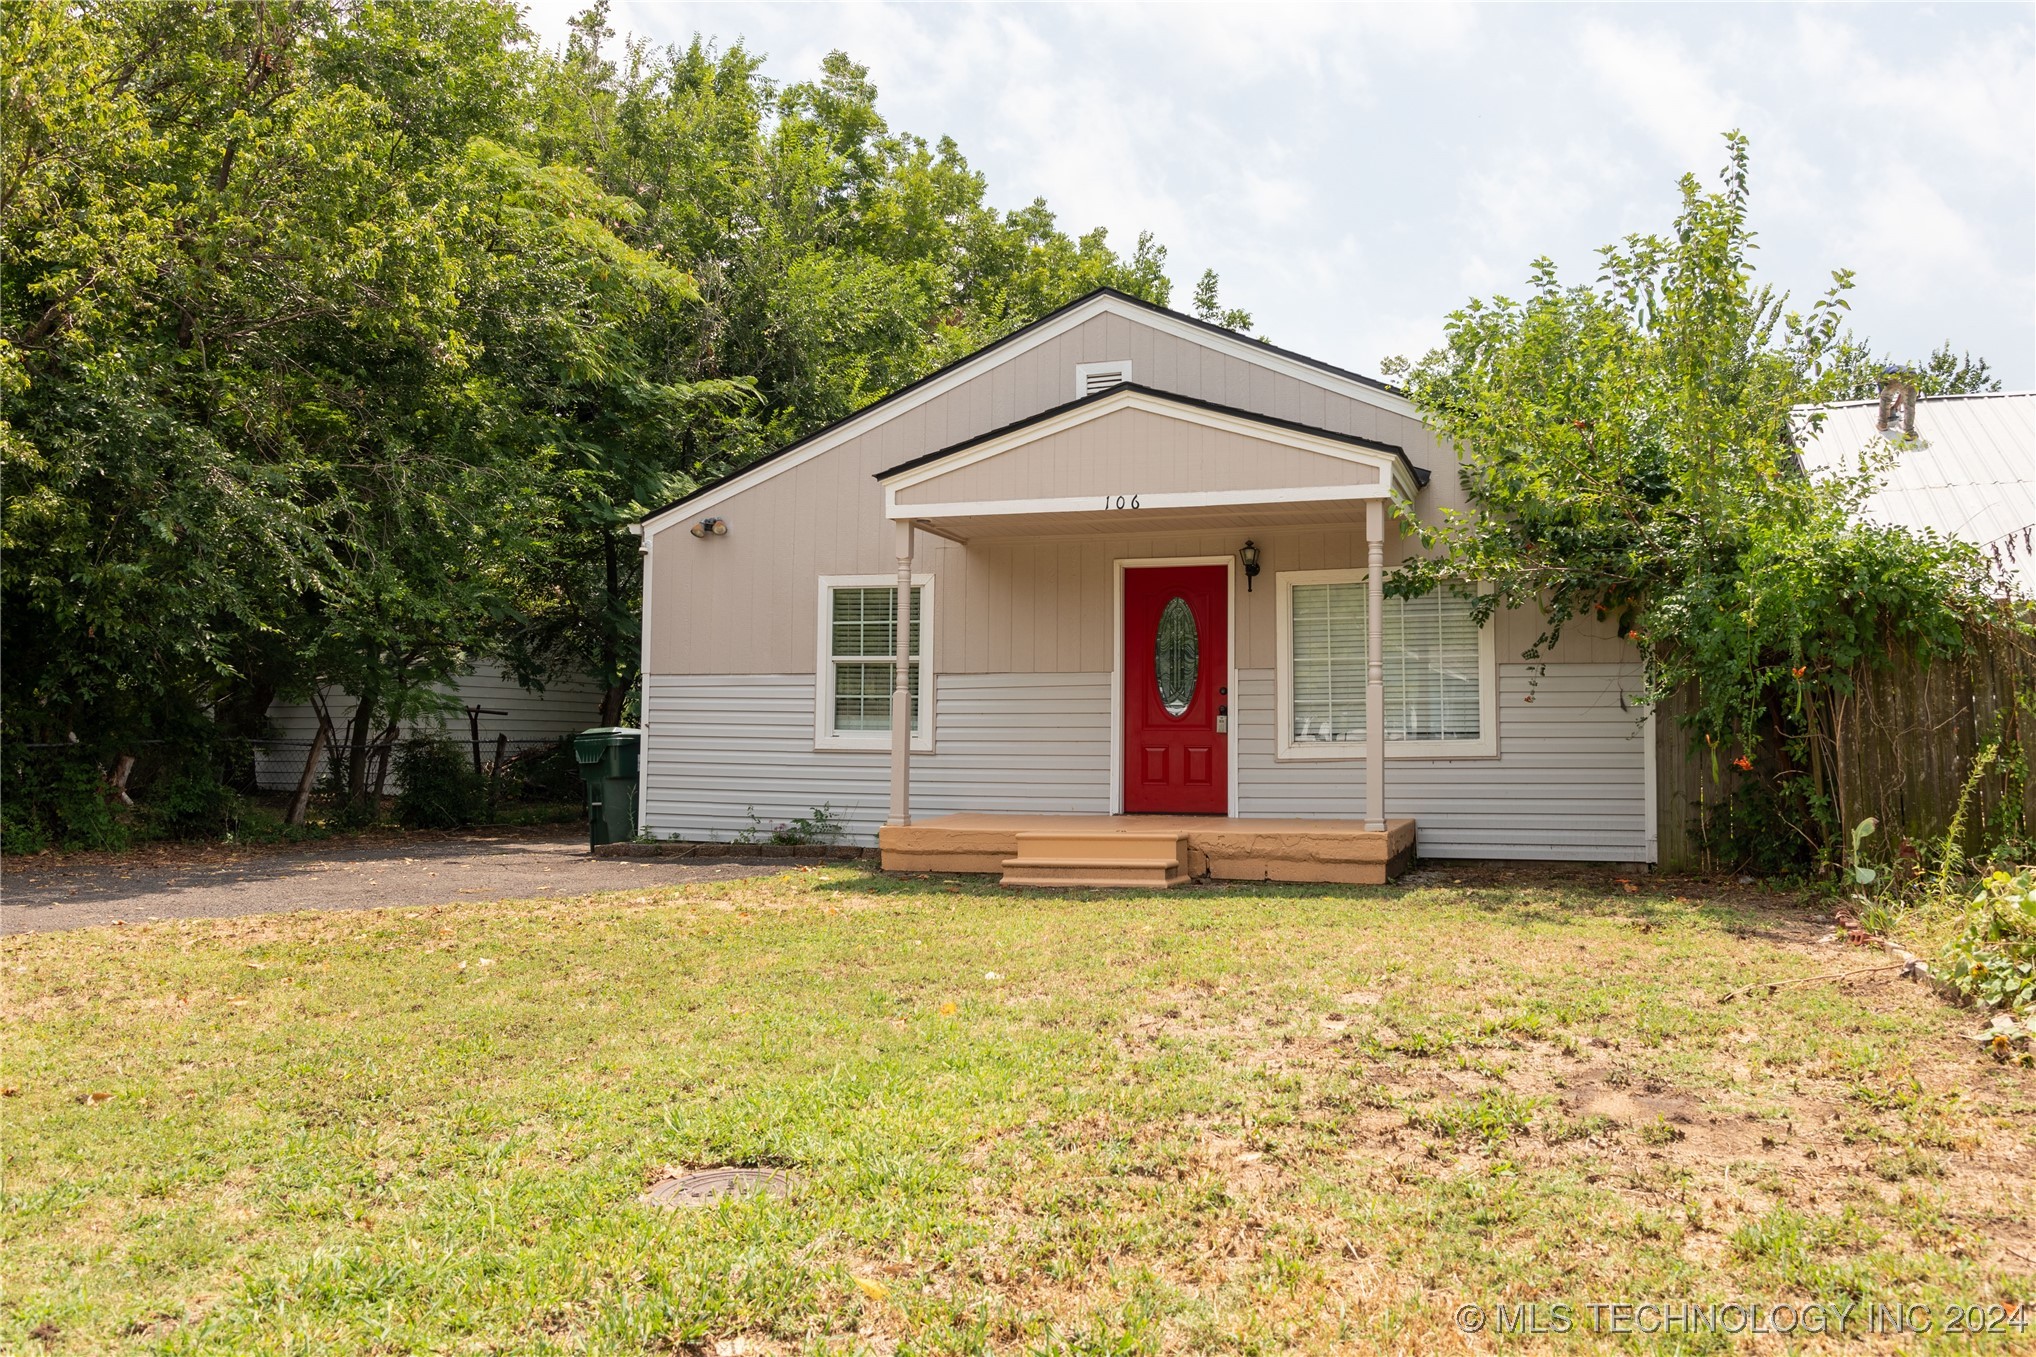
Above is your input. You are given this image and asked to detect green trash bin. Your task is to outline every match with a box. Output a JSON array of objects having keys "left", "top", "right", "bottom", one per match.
[{"left": 572, "top": 727, "right": 642, "bottom": 849}]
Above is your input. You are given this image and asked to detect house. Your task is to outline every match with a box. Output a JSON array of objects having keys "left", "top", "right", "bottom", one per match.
[
  {"left": 1795, "top": 387, "right": 2035, "bottom": 599},
  {"left": 634, "top": 289, "right": 1654, "bottom": 884},
  {"left": 255, "top": 662, "right": 608, "bottom": 792}
]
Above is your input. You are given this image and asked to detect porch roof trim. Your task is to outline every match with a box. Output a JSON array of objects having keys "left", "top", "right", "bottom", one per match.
[{"left": 872, "top": 382, "right": 1431, "bottom": 493}]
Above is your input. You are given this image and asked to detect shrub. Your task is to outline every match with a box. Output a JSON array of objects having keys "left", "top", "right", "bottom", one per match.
[
  {"left": 735, "top": 804, "right": 845, "bottom": 847},
  {"left": 775, "top": 804, "right": 844, "bottom": 846},
  {"left": 1941, "top": 869, "right": 2036, "bottom": 1011},
  {"left": 1705, "top": 773, "right": 1822, "bottom": 877},
  {"left": 0, "top": 806, "right": 48, "bottom": 856},
  {"left": 393, "top": 737, "right": 486, "bottom": 829},
  {"left": 1, "top": 746, "right": 127, "bottom": 853},
  {"left": 141, "top": 764, "right": 242, "bottom": 840}
]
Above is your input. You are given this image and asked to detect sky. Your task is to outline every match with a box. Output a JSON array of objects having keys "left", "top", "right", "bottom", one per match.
[{"left": 520, "top": 2, "right": 2036, "bottom": 388}]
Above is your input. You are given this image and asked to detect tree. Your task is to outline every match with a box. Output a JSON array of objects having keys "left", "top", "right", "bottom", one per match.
[
  {"left": 3, "top": 0, "right": 347, "bottom": 763},
  {"left": 1815, "top": 335, "right": 2005, "bottom": 402},
  {"left": 4, "top": 0, "right": 1238, "bottom": 843},
  {"left": 2, "top": 0, "right": 695, "bottom": 826},
  {"left": 1386, "top": 133, "right": 2002, "bottom": 863},
  {"left": 501, "top": 29, "right": 1191, "bottom": 717},
  {"left": 1192, "top": 268, "right": 1254, "bottom": 332}
]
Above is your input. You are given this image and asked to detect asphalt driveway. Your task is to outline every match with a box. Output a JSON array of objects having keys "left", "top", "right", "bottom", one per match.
[{"left": 1, "top": 829, "right": 786, "bottom": 934}]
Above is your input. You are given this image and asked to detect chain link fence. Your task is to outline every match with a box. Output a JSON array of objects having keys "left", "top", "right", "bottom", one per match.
[{"left": 4, "top": 732, "right": 587, "bottom": 853}]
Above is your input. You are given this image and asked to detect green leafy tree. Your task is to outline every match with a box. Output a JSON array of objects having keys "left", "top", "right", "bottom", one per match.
[
  {"left": 3, "top": 0, "right": 340, "bottom": 765},
  {"left": 4, "top": 0, "right": 1233, "bottom": 842},
  {"left": 1386, "top": 133, "right": 2004, "bottom": 861},
  {"left": 1192, "top": 268, "right": 1254, "bottom": 332},
  {"left": 502, "top": 21, "right": 1189, "bottom": 716},
  {"left": 1815, "top": 335, "right": 2005, "bottom": 401},
  {"left": 2, "top": 0, "right": 697, "bottom": 824}
]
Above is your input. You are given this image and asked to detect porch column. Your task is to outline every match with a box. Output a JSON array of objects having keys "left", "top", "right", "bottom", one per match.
[
  {"left": 888, "top": 519, "right": 916, "bottom": 826},
  {"left": 1365, "top": 498, "right": 1387, "bottom": 831}
]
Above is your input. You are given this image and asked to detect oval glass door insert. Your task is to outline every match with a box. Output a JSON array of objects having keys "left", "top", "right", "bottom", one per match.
[{"left": 1154, "top": 597, "right": 1199, "bottom": 717}]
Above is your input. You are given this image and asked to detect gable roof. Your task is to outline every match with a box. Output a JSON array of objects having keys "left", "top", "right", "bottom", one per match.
[
  {"left": 873, "top": 381, "right": 1430, "bottom": 488},
  {"left": 641, "top": 287, "right": 1416, "bottom": 534}
]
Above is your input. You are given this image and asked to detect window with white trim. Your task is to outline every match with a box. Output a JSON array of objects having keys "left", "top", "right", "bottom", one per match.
[
  {"left": 816, "top": 576, "right": 933, "bottom": 751},
  {"left": 1276, "top": 570, "right": 1497, "bottom": 758}
]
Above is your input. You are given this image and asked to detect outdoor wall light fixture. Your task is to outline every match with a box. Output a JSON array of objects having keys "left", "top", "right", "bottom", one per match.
[
  {"left": 1239, "top": 540, "right": 1262, "bottom": 591},
  {"left": 690, "top": 517, "right": 728, "bottom": 539}
]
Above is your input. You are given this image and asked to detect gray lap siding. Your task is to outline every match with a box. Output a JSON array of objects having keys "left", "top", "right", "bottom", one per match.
[
  {"left": 1234, "top": 664, "right": 1650, "bottom": 859},
  {"left": 642, "top": 663, "right": 1649, "bottom": 860},
  {"left": 641, "top": 673, "right": 1111, "bottom": 844}
]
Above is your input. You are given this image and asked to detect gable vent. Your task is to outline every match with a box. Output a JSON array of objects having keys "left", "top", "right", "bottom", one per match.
[{"left": 1074, "top": 360, "right": 1132, "bottom": 399}]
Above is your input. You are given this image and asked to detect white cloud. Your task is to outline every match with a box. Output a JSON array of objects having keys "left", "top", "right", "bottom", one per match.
[
  {"left": 1574, "top": 22, "right": 1744, "bottom": 171},
  {"left": 1786, "top": 9, "right": 2036, "bottom": 170},
  {"left": 1452, "top": 143, "right": 1636, "bottom": 278},
  {"left": 1834, "top": 171, "right": 1993, "bottom": 304}
]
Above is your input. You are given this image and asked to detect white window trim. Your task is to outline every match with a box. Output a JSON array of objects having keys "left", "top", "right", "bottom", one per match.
[
  {"left": 1074, "top": 359, "right": 1132, "bottom": 399},
  {"left": 815, "top": 574, "right": 935, "bottom": 753},
  {"left": 1274, "top": 568, "right": 1499, "bottom": 760}
]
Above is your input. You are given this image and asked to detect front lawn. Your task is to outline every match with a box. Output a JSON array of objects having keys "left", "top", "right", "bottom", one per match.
[{"left": 5, "top": 868, "right": 2032, "bottom": 1353}]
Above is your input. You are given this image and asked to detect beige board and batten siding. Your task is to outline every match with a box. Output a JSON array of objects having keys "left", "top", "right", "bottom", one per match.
[
  {"left": 890, "top": 403, "right": 1382, "bottom": 507},
  {"left": 645, "top": 307, "right": 1463, "bottom": 678}
]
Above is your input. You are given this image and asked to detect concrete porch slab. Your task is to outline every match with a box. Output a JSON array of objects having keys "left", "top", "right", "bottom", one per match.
[{"left": 879, "top": 814, "right": 1416, "bottom": 885}]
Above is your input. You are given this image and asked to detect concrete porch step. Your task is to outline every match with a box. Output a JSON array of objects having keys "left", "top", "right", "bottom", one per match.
[{"left": 999, "top": 830, "right": 1192, "bottom": 889}]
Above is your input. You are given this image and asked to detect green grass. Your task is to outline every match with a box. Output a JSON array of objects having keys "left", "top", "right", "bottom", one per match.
[{"left": 4, "top": 869, "right": 2032, "bottom": 1353}]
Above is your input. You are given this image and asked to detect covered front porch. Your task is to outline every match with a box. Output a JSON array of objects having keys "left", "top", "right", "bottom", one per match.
[
  {"left": 869, "top": 383, "right": 1429, "bottom": 885},
  {"left": 880, "top": 812, "right": 1417, "bottom": 886}
]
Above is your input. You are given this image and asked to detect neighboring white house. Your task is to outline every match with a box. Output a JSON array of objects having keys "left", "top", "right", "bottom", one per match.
[
  {"left": 1796, "top": 389, "right": 2036, "bottom": 599},
  {"left": 254, "top": 662, "right": 608, "bottom": 791},
  {"left": 630, "top": 288, "right": 1659, "bottom": 882}
]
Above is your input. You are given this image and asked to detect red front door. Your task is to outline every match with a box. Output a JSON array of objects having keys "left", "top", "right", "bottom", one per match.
[{"left": 1123, "top": 565, "right": 1228, "bottom": 814}]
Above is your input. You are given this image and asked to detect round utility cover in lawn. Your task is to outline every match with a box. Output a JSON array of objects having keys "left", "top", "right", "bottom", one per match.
[{"left": 640, "top": 1168, "right": 790, "bottom": 1208}]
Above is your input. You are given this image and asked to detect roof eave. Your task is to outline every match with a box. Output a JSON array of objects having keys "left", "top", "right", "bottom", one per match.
[
  {"left": 873, "top": 381, "right": 1430, "bottom": 488},
  {"left": 639, "top": 288, "right": 1415, "bottom": 531}
]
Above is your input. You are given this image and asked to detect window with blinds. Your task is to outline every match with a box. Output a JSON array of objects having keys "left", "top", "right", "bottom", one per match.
[
  {"left": 1289, "top": 581, "right": 1483, "bottom": 746},
  {"left": 1290, "top": 581, "right": 1368, "bottom": 743},
  {"left": 829, "top": 585, "right": 921, "bottom": 734}
]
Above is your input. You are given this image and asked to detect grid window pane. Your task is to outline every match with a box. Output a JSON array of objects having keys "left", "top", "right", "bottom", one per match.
[
  {"left": 1290, "top": 582, "right": 1481, "bottom": 745},
  {"left": 833, "top": 662, "right": 892, "bottom": 731},
  {"left": 830, "top": 586, "right": 921, "bottom": 734}
]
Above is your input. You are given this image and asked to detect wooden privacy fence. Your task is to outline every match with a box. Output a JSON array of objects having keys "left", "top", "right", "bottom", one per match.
[{"left": 1656, "top": 625, "right": 2036, "bottom": 872}]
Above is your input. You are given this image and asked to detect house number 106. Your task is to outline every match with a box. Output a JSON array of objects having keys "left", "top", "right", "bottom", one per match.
[{"left": 1102, "top": 494, "right": 1141, "bottom": 510}]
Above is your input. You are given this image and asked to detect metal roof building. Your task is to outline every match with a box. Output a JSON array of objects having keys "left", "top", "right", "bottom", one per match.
[{"left": 1796, "top": 390, "right": 2036, "bottom": 597}]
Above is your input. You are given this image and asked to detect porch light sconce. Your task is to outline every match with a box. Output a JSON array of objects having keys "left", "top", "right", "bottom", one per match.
[
  {"left": 690, "top": 517, "right": 728, "bottom": 539},
  {"left": 1239, "top": 540, "right": 1262, "bottom": 592}
]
